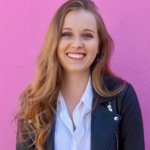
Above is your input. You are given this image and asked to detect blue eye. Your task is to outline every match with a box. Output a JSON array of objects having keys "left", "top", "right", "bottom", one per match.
[
  {"left": 82, "top": 33, "right": 94, "bottom": 39},
  {"left": 61, "top": 32, "right": 72, "bottom": 37}
]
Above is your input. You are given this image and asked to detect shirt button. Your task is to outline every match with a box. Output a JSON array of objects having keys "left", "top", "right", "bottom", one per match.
[{"left": 114, "top": 116, "right": 119, "bottom": 121}]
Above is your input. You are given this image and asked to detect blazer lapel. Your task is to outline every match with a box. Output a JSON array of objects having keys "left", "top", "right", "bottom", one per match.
[{"left": 91, "top": 94, "right": 121, "bottom": 150}]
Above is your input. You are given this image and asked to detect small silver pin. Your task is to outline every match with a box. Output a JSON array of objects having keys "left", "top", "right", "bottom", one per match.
[{"left": 107, "top": 102, "right": 113, "bottom": 112}]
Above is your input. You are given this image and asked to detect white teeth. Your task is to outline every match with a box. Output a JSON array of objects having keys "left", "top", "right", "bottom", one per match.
[{"left": 67, "top": 53, "right": 85, "bottom": 59}]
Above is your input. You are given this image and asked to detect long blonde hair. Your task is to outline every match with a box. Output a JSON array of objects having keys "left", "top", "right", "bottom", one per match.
[{"left": 16, "top": 0, "right": 126, "bottom": 149}]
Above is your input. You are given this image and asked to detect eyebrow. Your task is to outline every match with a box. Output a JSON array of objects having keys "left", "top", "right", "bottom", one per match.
[{"left": 62, "top": 27, "right": 95, "bottom": 33}]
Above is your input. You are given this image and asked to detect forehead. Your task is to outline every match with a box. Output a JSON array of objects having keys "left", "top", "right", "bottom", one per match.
[{"left": 62, "top": 9, "right": 97, "bottom": 30}]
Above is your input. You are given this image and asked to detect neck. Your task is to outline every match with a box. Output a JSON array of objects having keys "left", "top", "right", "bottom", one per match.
[
  {"left": 61, "top": 71, "right": 90, "bottom": 108},
  {"left": 62, "top": 71, "right": 90, "bottom": 93}
]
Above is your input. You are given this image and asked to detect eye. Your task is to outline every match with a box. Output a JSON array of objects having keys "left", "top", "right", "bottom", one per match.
[
  {"left": 61, "top": 32, "right": 72, "bottom": 38},
  {"left": 82, "top": 33, "right": 94, "bottom": 39}
]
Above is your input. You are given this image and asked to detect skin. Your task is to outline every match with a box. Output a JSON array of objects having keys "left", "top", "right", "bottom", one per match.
[{"left": 57, "top": 9, "right": 99, "bottom": 126}]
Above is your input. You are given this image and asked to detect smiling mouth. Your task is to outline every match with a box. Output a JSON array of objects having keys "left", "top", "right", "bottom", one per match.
[{"left": 66, "top": 52, "right": 86, "bottom": 59}]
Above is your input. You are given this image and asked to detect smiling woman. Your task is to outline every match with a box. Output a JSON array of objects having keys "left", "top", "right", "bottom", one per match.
[
  {"left": 57, "top": 9, "right": 99, "bottom": 75},
  {"left": 16, "top": 0, "right": 145, "bottom": 150}
]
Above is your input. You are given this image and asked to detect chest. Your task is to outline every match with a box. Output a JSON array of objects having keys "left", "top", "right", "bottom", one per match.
[{"left": 45, "top": 98, "right": 121, "bottom": 150}]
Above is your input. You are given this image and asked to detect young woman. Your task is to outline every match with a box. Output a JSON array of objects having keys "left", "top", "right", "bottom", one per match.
[{"left": 16, "top": 0, "right": 145, "bottom": 150}]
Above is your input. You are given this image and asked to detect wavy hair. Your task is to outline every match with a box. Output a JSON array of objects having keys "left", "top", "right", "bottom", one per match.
[{"left": 16, "top": 0, "right": 126, "bottom": 149}]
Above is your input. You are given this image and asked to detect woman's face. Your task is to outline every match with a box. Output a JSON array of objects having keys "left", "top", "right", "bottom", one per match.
[{"left": 57, "top": 9, "right": 99, "bottom": 75}]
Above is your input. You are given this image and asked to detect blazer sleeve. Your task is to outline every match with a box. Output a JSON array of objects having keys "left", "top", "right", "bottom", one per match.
[
  {"left": 16, "top": 123, "right": 36, "bottom": 150},
  {"left": 16, "top": 138, "right": 35, "bottom": 150},
  {"left": 119, "top": 83, "right": 145, "bottom": 150}
]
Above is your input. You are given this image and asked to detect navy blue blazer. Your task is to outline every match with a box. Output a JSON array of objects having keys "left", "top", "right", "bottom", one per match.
[{"left": 17, "top": 77, "right": 145, "bottom": 150}]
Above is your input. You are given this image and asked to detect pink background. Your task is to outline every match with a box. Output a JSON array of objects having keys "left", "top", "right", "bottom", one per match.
[{"left": 0, "top": 0, "right": 150, "bottom": 149}]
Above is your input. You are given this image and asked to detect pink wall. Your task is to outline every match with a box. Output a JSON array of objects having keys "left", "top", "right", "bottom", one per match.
[{"left": 0, "top": 0, "right": 149, "bottom": 149}]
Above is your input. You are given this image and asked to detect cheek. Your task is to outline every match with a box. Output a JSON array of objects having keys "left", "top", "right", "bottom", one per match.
[
  {"left": 57, "top": 43, "right": 65, "bottom": 57},
  {"left": 88, "top": 41, "right": 99, "bottom": 54},
  {"left": 57, "top": 40, "right": 70, "bottom": 53}
]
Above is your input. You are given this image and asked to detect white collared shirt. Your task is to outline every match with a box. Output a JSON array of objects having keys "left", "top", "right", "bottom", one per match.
[{"left": 54, "top": 76, "right": 93, "bottom": 150}]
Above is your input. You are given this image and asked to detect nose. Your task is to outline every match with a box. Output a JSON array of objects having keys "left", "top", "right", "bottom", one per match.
[{"left": 71, "top": 37, "right": 83, "bottom": 48}]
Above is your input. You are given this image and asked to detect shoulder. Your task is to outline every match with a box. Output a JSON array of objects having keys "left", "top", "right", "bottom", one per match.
[
  {"left": 103, "top": 75, "right": 143, "bottom": 123},
  {"left": 105, "top": 75, "right": 141, "bottom": 116},
  {"left": 103, "top": 74, "right": 136, "bottom": 94},
  {"left": 103, "top": 74, "right": 138, "bottom": 104}
]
